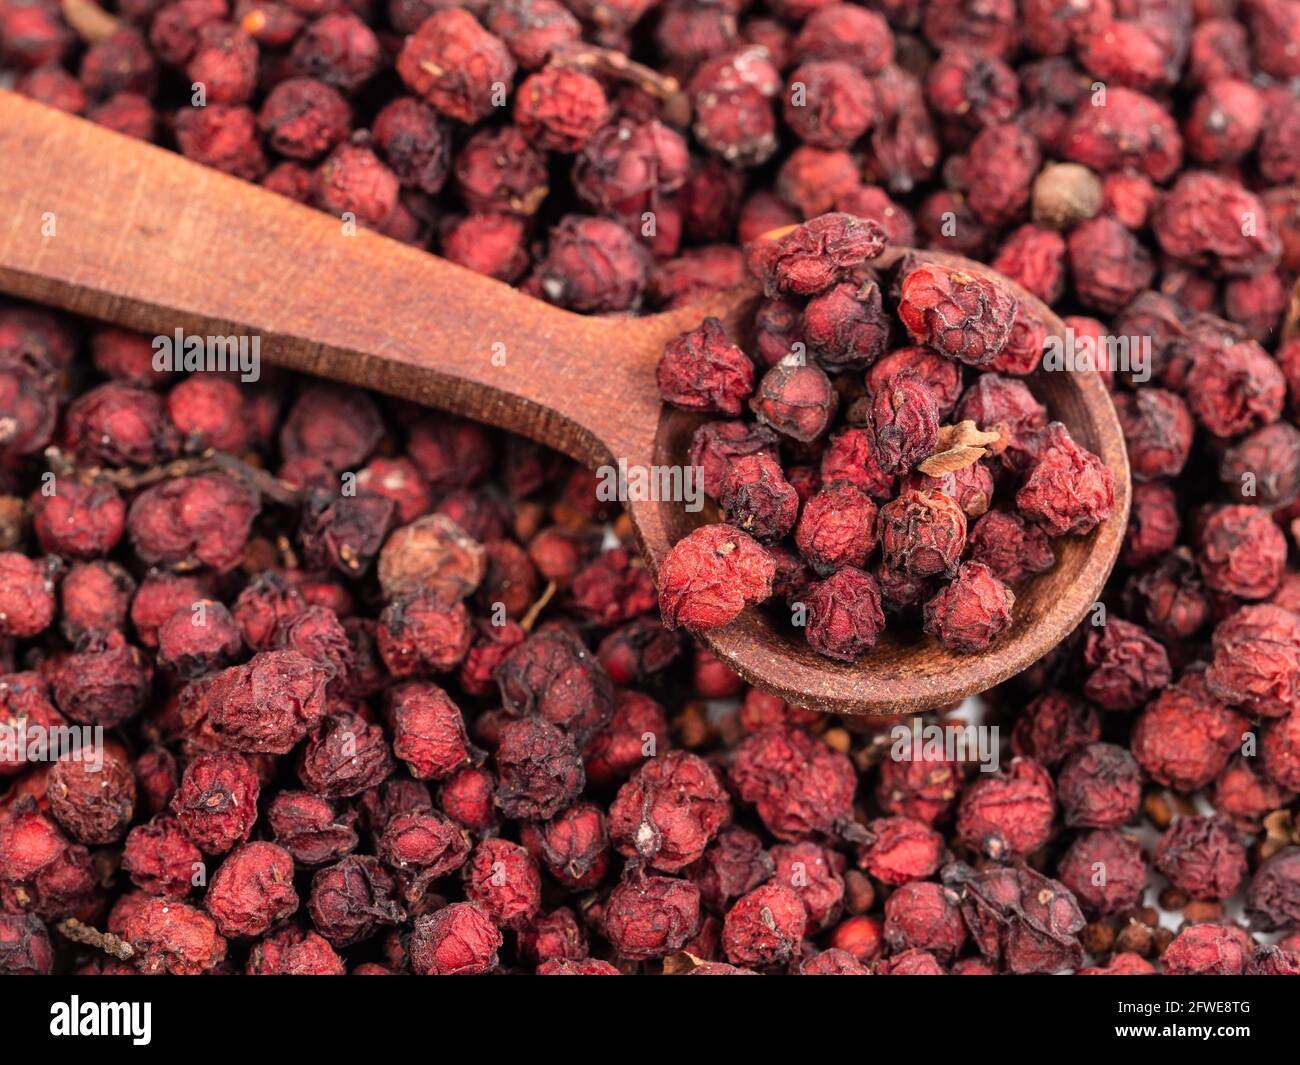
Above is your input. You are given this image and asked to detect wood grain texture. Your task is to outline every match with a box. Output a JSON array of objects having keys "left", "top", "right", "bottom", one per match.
[{"left": 0, "top": 92, "right": 1131, "bottom": 715}]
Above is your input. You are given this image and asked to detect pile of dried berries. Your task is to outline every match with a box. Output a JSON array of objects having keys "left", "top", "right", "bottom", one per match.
[
  {"left": 2, "top": 0, "right": 1300, "bottom": 979},
  {"left": 657, "top": 213, "right": 1114, "bottom": 658}
]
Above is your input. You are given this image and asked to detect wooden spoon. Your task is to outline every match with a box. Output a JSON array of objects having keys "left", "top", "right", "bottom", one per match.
[{"left": 0, "top": 93, "right": 1130, "bottom": 715}]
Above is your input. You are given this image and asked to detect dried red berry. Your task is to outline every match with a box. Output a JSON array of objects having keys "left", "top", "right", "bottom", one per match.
[
  {"left": 657, "top": 317, "right": 755, "bottom": 416},
  {"left": 956, "top": 757, "right": 1055, "bottom": 860},
  {"left": 1016, "top": 423, "right": 1115, "bottom": 537},
  {"left": 125, "top": 896, "right": 226, "bottom": 975},
  {"left": 608, "top": 751, "right": 730, "bottom": 872},
  {"left": 170, "top": 750, "right": 260, "bottom": 854},
  {"left": 658, "top": 524, "right": 774, "bottom": 632},
  {"left": 923, "top": 561, "right": 1014, "bottom": 654},
  {"left": 720, "top": 881, "right": 807, "bottom": 968},
  {"left": 729, "top": 725, "right": 857, "bottom": 842},
  {"left": 898, "top": 263, "right": 1017, "bottom": 367}
]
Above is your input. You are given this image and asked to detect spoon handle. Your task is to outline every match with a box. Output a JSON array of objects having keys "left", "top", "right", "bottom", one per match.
[{"left": 0, "top": 91, "right": 673, "bottom": 465}]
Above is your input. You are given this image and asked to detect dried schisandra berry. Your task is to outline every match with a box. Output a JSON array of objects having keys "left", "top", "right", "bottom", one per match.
[
  {"left": 657, "top": 524, "right": 775, "bottom": 633},
  {"left": 898, "top": 264, "right": 1017, "bottom": 367},
  {"left": 604, "top": 873, "right": 700, "bottom": 961},
  {"left": 748, "top": 213, "right": 886, "bottom": 297},
  {"left": 956, "top": 757, "right": 1056, "bottom": 860},
  {"left": 608, "top": 751, "right": 730, "bottom": 872},
  {"left": 1, "top": 0, "right": 1296, "bottom": 982},
  {"left": 923, "top": 561, "right": 1014, "bottom": 654},
  {"left": 409, "top": 902, "right": 502, "bottom": 976}
]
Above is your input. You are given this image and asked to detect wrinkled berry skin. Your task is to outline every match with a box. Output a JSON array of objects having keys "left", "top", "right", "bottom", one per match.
[
  {"left": 1207, "top": 605, "right": 1300, "bottom": 719},
  {"left": 1132, "top": 679, "right": 1247, "bottom": 793},
  {"left": 190, "top": 650, "right": 328, "bottom": 754},
  {"left": 804, "top": 566, "right": 886, "bottom": 662},
  {"left": 898, "top": 263, "right": 1017, "bottom": 367},
  {"left": 125, "top": 896, "right": 227, "bottom": 975},
  {"left": 0, "top": 799, "right": 97, "bottom": 919},
  {"left": 967, "top": 509, "right": 1054, "bottom": 585},
  {"left": 796, "top": 481, "right": 879, "bottom": 575},
  {"left": 158, "top": 600, "right": 242, "bottom": 678},
  {"left": 53, "top": 558, "right": 130, "bottom": 643},
  {"left": 1245, "top": 848, "right": 1300, "bottom": 931},
  {"left": 883, "top": 880, "right": 966, "bottom": 961},
  {"left": 657, "top": 317, "right": 755, "bottom": 416},
  {"left": 457, "top": 836, "right": 539, "bottom": 931},
  {"left": 41, "top": 631, "right": 153, "bottom": 727},
  {"left": 496, "top": 628, "right": 613, "bottom": 742},
  {"left": 535, "top": 215, "right": 649, "bottom": 313},
  {"left": 31, "top": 479, "right": 126, "bottom": 559},
  {"left": 1057, "top": 829, "right": 1145, "bottom": 917},
  {"left": 1155, "top": 172, "right": 1281, "bottom": 277},
  {"left": 170, "top": 751, "right": 260, "bottom": 855},
  {"left": 246, "top": 926, "right": 345, "bottom": 975},
  {"left": 723, "top": 882, "right": 807, "bottom": 967},
  {"left": 750, "top": 360, "right": 837, "bottom": 443},
  {"left": 409, "top": 901, "right": 502, "bottom": 975},
  {"left": 608, "top": 751, "right": 730, "bottom": 873},
  {"left": 1082, "top": 619, "right": 1171, "bottom": 712},
  {"left": 729, "top": 726, "right": 857, "bottom": 842},
  {"left": 946, "top": 863, "right": 1084, "bottom": 975},
  {"left": 658, "top": 524, "right": 775, "bottom": 632},
  {"left": 48, "top": 747, "right": 136, "bottom": 844},
  {"left": 207, "top": 841, "right": 299, "bottom": 938},
  {"left": 748, "top": 213, "right": 886, "bottom": 297},
  {"left": 308, "top": 855, "right": 404, "bottom": 947},
  {"left": 880, "top": 490, "right": 966, "bottom": 579},
  {"left": 267, "top": 791, "right": 358, "bottom": 867},
  {"left": 377, "top": 593, "right": 472, "bottom": 677},
  {"left": 0, "top": 553, "right": 56, "bottom": 639},
  {"left": 396, "top": 10, "right": 516, "bottom": 125},
  {"left": 802, "top": 280, "right": 890, "bottom": 369},
  {"left": 923, "top": 561, "right": 1014, "bottom": 654},
  {"left": 1016, "top": 423, "right": 1115, "bottom": 537},
  {"left": 524, "top": 800, "right": 607, "bottom": 891},
  {"left": 1057, "top": 743, "right": 1140, "bottom": 829},
  {"left": 379, "top": 810, "right": 470, "bottom": 906},
  {"left": 298, "top": 710, "right": 395, "bottom": 799},
  {"left": 0, "top": 914, "right": 54, "bottom": 975},
  {"left": 387, "top": 682, "right": 476, "bottom": 780},
  {"left": 871, "top": 371, "right": 939, "bottom": 474},
  {"left": 65, "top": 382, "right": 177, "bottom": 468},
  {"left": 1162, "top": 923, "right": 1248, "bottom": 976},
  {"left": 1155, "top": 816, "right": 1247, "bottom": 901},
  {"left": 494, "top": 716, "right": 584, "bottom": 821},
  {"left": 1, "top": 0, "right": 1296, "bottom": 983},
  {"left": 128, "top": 473, "right": 259, "bottom": 573},
  {"left": 1197, "top": 505, "right": 1286, "bottom": 600},
  {"left": 604, "top": 874, "right": 701, "bottom": 960},
  {"left": 720, "top": 454, "right": 799, "bottom": 543},
  {"left": 956, "top": 758, "right": 1056, "bottom": 860}
]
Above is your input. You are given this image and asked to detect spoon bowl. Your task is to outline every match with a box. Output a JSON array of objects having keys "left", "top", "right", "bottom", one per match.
[{"left": 0, "top": 91, "right": 1130, "bottom": 715}]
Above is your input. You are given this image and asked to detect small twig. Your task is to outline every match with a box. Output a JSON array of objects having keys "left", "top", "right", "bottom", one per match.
[
  {"left": 550, "top": 42, "right": 680, "bottom": 98},
  {"left": 56, "top": 918, "right": 134, "bottom": 961},
  {"left": 1282, "top": 276, "right": 1300, "bottom": 344},
  {"left": 61, "top": 0, "right": 120, "bottom": 42},
  {"left": 207, "top": 451, "right": 302, "bottom": 506},
  {"left": 520, "top": 580, "right": 557, "bottom": 632},
  {"left": 276, "top": 533, "right": 300, "bottom": 570},
  {"left": 43, "top": 446, "right": 301, "bottom": 506}
]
